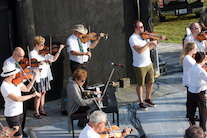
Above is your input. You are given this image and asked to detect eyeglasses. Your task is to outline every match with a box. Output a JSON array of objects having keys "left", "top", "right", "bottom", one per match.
[
  {"left": 194, "top": 27, "right": 199, "bottom": 29},
  {"left": 136, "top": 26, "right": 144, "bottom": 29},
  {"left": 16, "top": 54, "right": 24, "bottom": 58},
  {"left": 81, "top": 80, "right": 86, "bottom": 82},
  {"left": 102, "top": 121, "right": 108, "bottom": 125}
]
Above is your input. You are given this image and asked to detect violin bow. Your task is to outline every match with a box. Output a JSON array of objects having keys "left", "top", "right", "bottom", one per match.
[
  {"left": 92, "top": 95, "right": 117, "bottom": 138},
  {"left": 27, "top": 46, "right": 31, "bottom": 69},
  {"left": 50, "top": 36, "right": 52, "bottom": 55}
]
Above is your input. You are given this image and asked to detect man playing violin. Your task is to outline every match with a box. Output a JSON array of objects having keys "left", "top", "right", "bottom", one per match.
[
  {"left": 129, "top": 20, "right": 166, "bottom": 111},
  {"left": 3, "top": 47, "right": 25, "bottom": 67},
  {"left": 79, "top": 110, "right": 131, "bottom": 138},
  {"left": 183, "top": 22, "right": 207, "bottom": 52},
  {"left": 66, "top": 24, "right": 104, "bottom": 88}
]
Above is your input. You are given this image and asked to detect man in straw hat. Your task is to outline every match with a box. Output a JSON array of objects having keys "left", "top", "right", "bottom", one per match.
[
  {"left": 66, "top": 24, "right": 104, "bottom": 88},
  {"left": 0, "top": 64, "right": 41, "bottom": 138}
]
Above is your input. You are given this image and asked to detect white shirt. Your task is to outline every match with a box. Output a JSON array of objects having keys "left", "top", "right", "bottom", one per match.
[
  {"left": 4, "top": 56, "right": 17, "bottom": 66},
  {"left": 66, "top": 34, "right": 91, "bottom": 64},
  {"left": 79, "top": 124, "right": 100, "bottom": 138},
  {"left": 182, "top": 55, "right": 196, "bottom": 87},
  {"left": 1, "top": 81, "right": 23, "bottom": 117},
  {"left": 30, "top": 48, "right": 53, "bottom": 82},
  {"left": 129, "top": 33, "right": 151, "bottom": 68},
  {"left": 185, "top": 34, "right": 206, "bottom": 52},
  {"left": 189, "top": 63, "right": 207, "bottom": 93}
]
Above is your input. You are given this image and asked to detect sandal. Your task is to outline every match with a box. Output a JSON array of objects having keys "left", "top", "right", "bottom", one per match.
[
  {"left": 34, "top": 113, "right": 42, "bottom": 119},
  {"left": 40, "top": 111, "right": 49, "bottom": 116}
]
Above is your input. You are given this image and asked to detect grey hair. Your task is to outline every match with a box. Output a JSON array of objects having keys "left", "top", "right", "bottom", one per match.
[{"left": 89, "top": 110, "right": 107, "bottom": 125}]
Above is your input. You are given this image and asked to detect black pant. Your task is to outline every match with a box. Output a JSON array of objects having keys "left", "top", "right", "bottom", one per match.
[
  {"left": 185, "top": 86, "right": 189, "bottom": 117},
  {"left": 70, "top": 60, "right": 88, "bottom": 89},
  {"left": 188, "top": 91, "right": 207, "bottom": 131}
]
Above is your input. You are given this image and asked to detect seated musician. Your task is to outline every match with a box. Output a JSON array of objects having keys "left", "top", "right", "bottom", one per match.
[
  {"left": 79, "top": 110, "right": 131, "bottom": 138},
  {"left": 66, "top": 68, "right": 101, "bottom": 133},
  {"left": 188, "top": 52, "right": 207, "bottom": 132},
  {"left": 183, "top": 22, "right": 207, "bottom": 52}
]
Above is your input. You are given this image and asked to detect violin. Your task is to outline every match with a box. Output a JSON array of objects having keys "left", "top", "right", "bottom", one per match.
[
  {"left": 141, "top": 31, "right": 168, "bottom": 41},
  {"left": 100, "top": 125, "right": 133, "bottom": 138},
  {"left": 19, "top": 58, "right": 49, "bottom": 69},
  {"left": 12, "top": 69, "right": 32, "bottom": 85},
  {"left": 197, "top": 31, "right": 207, "bottom": 41},
  {"left": 0, "top": 126, "right": 18, "bottom": 138},
  {"left": 80, "top": 32, "right": 108, "bottom": 43},
  {"left": 38, "top": 44, "right": 59, "bottom": 56}
]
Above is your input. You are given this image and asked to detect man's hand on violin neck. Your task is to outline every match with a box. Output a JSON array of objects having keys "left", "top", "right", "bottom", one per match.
[
  {"left": 99, "top": 32, "right": 105, "bottom": 38},
  {"left": 160, "top": 36, "right": 166, "bottom": 41},
  {"left": 149, "top": 41, "right": 157, "bottom": 46}
]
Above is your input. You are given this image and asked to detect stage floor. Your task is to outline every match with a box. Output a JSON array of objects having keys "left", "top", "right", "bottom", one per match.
[{"left": 0, "top": 42, "right": 197, "bottom": 137}]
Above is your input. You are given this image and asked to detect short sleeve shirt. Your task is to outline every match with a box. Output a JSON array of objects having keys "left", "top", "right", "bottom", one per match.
[
  {"left": 66, "top": 34, "right": 91, "bottom": 64},
  {"left": 129, "top": 33, "right": 151, "bottom": 68},
  {"left": 1, "top": 81, "right": 23, "bottom": 117},
  {"left": 79, "top": 124, "right": 100, "bottom": 138}
]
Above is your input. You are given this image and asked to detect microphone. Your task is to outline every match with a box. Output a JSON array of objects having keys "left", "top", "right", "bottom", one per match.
[{"left": 110, "top": 62, "right": 125, "bottom": 67}]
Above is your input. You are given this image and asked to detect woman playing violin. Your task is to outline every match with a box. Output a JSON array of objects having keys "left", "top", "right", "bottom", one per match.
[
  {"left": 183, "top": 22, "right": 207, "bottom": 52},
  {"left": 0, "top": 64, "right": 41, "bottom": 138},
  {"left": 79, "top": 110, "right": 131, "bottom": 138},
  {"left": 66, "top": 24, "right": 105, "bottom": 89},
  {"left": 180, "top": 42, "right": 197, "bottom": 120},
  {"left": 30, "top": 36, "right": 64, "bottom": 119}
]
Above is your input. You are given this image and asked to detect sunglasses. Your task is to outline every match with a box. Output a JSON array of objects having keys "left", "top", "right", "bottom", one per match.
[
  {"left": 136, "top": 26, "right": 144, "bottom": 29},
  {"left": 81, "top": 80, "right": 86, "bottom": 82},
  {"left": 194, "top": 27, "right": 199, "bottom": 29}
]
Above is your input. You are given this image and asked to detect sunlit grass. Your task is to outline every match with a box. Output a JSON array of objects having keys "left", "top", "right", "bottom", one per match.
[{"left": 153, "top": 2, "right": 207, "bottom": 44}]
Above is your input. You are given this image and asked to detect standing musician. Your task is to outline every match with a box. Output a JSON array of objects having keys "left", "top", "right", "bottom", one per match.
[
  {"left": 30, "top": 36, "right": 64, "bottom": 119},
  {"left": 0, "top": 64, "right": 41, "bottom": 138},
  {"left": 3, "top": 47, "right": 25, "bottom": 67},
  {"left": 66, "top": 24, "right": 104, "bottom": 89},
  {"left": 129, "top": 20, "right": 166, "bottom": 110},
  {"left": 66, "top": 68, "right": 101, "bottom": 133},
  {"left": 183, "top": 22, "right": 207, "bottom": 52},
  {"left": 180, "top": 42, "right": 197, "bottom": 120},
  {"left": 188, "top": 52, "right": 207, "bottom": 132},
  {"left": 79, "top": 110, "right": 131, "bottom": 138},
  {"left": 3, "top": 47, "right": 27, "bottom": 136},
  {"left": 198, "top": 8, "right": 207, "bottom": 31}
]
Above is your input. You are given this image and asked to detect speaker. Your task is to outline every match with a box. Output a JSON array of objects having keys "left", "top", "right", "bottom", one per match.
[{"left": 25, "top": 127, "right": 37, "bottom": 138}]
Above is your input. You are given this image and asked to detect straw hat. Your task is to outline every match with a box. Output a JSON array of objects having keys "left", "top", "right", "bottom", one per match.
[
  {"left": 1, "top": 64, "right": 20, "bottom": 77},
  {"left": 72, "top": 24, "right": 88, "bottom": 34}
]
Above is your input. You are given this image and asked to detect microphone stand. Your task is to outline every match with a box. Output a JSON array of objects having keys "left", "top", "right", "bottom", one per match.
[{"left": 100, "top": 66, "right": 116, "bottom": 103}]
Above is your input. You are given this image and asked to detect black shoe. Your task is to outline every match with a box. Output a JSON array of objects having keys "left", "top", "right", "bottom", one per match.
[
  {"left": 195, "top": 116, "right": 200, "bottom": 121},
  {"left": 23, "top": 131, "right": 28, "bottom": 137},
  {"left": 77, "top": 119, "right": 86, "bottom": 128},
  {"left": 186, "top": 115, "right": 199, "bottom": 121}
]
